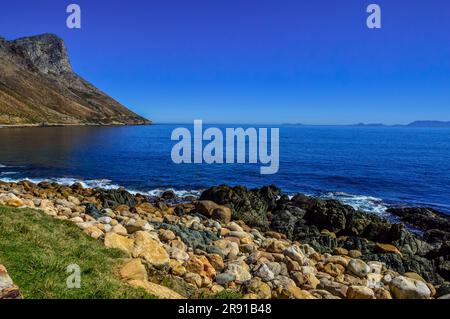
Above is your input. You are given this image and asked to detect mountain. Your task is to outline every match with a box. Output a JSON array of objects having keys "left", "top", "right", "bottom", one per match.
[
  {"left": 352, "top": 123, "right": 385, "bottom": 127},
  {"left": 0, "top": 34, "right": 150, "bottom": 126},
  {"left": 350, "top": 121, "right": 450, "bottom": 128},
  {"left": 406, "top": 121, "right": 450, "bottom": 128}
]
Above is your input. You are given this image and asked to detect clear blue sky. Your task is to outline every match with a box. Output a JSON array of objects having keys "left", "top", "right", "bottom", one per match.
[{"left": 1, "top": 0, "right": 449, "bottom": 124}]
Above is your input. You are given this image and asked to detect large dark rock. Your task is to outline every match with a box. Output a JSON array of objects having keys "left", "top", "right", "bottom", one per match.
[
  {"left": 98, "top": 188, "right": 138, "bottom": 209},
  {"left": 436, "top": 282, "right": 450, "bottom": 298},
  {"left": 294, "top": 195, "right": 394, "bottom": 243},
  {"left": 151, "top": 222, "right": 218, "bottom": 251},
  {"left": 387, "top": 207, "right": 450, "bottom": 243},
  {"left": 199, "top": 185, "right": 281, "bottom": 230},
  {"left": 83, "top": 203, "right": 104, "bottom": 219},
  {"left": 270, "top": 203, "right": 306, "bottom": 239},
  {"left": 391, "top": 226, "right": 434, "bottom": 257},
  {"left": 402, "top": 255, "right": 445, "bottom": 284}
]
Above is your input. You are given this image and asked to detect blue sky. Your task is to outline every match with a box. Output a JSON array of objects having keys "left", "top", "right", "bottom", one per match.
[{"left": 1, "top": 0, "right": 449, "bottom": 124}]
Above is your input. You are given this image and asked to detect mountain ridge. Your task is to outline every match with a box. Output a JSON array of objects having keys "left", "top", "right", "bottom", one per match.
[
  {"left": 281, "top": 121, "right": 450, "bottom": 128},
  {"left": 0, "top": 33, "right": 150, "bottom": 126}
]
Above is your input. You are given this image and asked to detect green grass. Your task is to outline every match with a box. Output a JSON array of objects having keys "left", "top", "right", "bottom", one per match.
[
  {"left": 0, "top": 205, "right": 154, "bottom": 299},
  {"left": 212, "top": 290, "right": 244, "bottom": 299}
]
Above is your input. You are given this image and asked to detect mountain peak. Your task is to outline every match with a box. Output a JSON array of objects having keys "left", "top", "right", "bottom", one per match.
[
  {"left": 0, "top": 34, "right": 150, "bottom": 126},
  {"left": 10, "top": 33, "right": 72, "bottom": 76}
]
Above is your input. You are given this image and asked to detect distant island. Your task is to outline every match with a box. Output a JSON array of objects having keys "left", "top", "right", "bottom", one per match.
[
  {"left": 404, "top": 121, "right": 450, "bottom": 128},
  {"left": 282, "top": 121, "right": 450, "bottom": 128},
  {"left": 353, "top": 121, "right": 450, "bottom": 128}
]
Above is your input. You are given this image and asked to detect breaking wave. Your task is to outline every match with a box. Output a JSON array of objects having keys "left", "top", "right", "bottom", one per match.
[
  {"left": 320, "top": 191, "right": 390, "bottom": 217},
  {"left": 0, "top": 176, "right": 201, "bottom": 199}
]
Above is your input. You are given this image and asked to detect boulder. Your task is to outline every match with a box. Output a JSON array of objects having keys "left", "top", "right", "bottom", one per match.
[
  {"left": 0, "top": 193, "right": 24, "bottom": 207},
  {"left": 284, "top": 245, "right": 305, "bottom": 263},
  {"left": 254, "top": 263, "right": 275, "bottom": 282},
  {"left": 120, "top": 259, "right": 148, "bottom": 281},
  {"left": 211, "top": 207, "right": 232, "bottom": 224},
  {"left": 111, "top": 224, "right": 128, "bottom": 236},
  {"left": 128, "top": 279, "right": 185, "bottom": 299},
  {"left": 375, "top": 243, "right": 403, "bottom": 256},
  {"left": 152, "top": 222, "right": 218, "bottom": 250},
  {"left": 389, "top": 276, "right": 431, "bottom": 299},
  {"left": 99, "top": 188, "right": 138, "bottom": 209},
  {"left": 347, "top": 259, "right": 371, "bottom": 278},
  {"left": 104, "top": 233, "right": 134, "bottom": 255},
  {"left": 243, "top": 278, "right": 272, "bottom": 299},
  {"left": 215, "top": 273, "right": 236, "bottom": 285},
  {"left": 317, "top": 278, "right": 348, "bottom": 298},
  {"left": 200, "top": 185, "right": 281, "bottom": 230},
  {"left": 0, "top": 265, "right": 22, "bottom": 299},
  {"left": 225, "top": 264, "right": 252, "bottom": 284},
  {"left": 291, "top": 272, "right": 320, "bottom": 290},
  {"left": 0, "top": 265, "right": 14, "bottom": 291},
  {"left": 195, "top": 201, "right": 220, "bottom": 216},
  {"left": 347, "top": 286, "right": 375, "bottom": 299},
  {"left": 132, "top": 231, "right": 170, "bottom": 268}
]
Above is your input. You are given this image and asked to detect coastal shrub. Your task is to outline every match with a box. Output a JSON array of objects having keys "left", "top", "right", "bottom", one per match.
[{"left": 0, "top": 205, "right": 154, "bottom": 299}]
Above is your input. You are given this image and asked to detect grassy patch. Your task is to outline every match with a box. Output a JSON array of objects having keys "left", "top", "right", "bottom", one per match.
[
  {"left": 212, "top": 290, "right": 244, "bottom": 299},
  {"left": 0, "top": 205, "right": 154, "bottom": 299}
]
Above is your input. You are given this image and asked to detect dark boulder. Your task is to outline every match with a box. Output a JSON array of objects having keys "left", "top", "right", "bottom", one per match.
[
  {"left": 161, "top": 190, "right": 177, "bottom": 200},
  {"left": 434, "top": 257, "right": 450, "bottom": 281},
  {"left": 387, "top": 207, "right": 450, "bottom": 243},
  {"left": 199, "top": 185, "right": 281, "bottom": 230},
  {"left": 390, "top": 225, "right": 433, "bottom": 256},
  {"left": 436, "top": 282, "right": 450, "bottom": 298},
  {"left": 298, "top": 195, "right": 394, "bottom": 244},
  {"left": 402, "top": 255, "right": 444, "bottom": 284},
  {"left": 270, "top": 204, "right": 306, "bottom": 239},
  {"left": 83, "top": 203, "right": 104, "bottom": 219},
  {"left": 302, "top": 199, "right": 348, "bottom": 232},
  {"left": 98, "top": 188, "right": 138, "bottom": 209},
  {"left": 270, "top": 209, "right": 297, "bottom": 239},
  {"left": 340, "top": 236, "right": 375, "bottom": 255},
  {"left": 151, "top": 222, "right": 218, "bottom": 251},
  {"left": 425, "top": 229, "right": 450, "bottom": 243}
]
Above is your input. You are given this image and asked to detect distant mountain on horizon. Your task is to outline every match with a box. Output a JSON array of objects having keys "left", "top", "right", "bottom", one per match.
[
  {"left": 404, "top": 121, "right": 450, "bottom": 128},
  {"left": 354, "top": 121, "right": 450, "bottom": 128},
  {"left": 282, "top": 121, "right": 450, "bottom": 128}
]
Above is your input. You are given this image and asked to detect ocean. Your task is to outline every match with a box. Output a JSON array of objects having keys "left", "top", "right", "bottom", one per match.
[{"left": 1, "top": 124, "right": 449, "bottom": 216}]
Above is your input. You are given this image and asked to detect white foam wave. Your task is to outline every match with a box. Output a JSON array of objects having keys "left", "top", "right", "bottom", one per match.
[
  {"left": 0, "top": 176, "right": 201, "bottom": 199},
  {"left": 321, "top": 191, "right": 389, "bottom": 216},
  {"left": 0, "top": 164, "right": 7, "bottom": 168},
  {"left": 145, "top": 188, "right": 201, "bottom": 198},
  {"left": 0, "top": 172, "right": 18, "bottom": 176}
]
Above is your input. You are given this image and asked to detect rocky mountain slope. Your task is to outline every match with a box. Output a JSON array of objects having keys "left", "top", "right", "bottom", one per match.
[{"left": 0, "top": 34, "right": 150, "bottom": 125}]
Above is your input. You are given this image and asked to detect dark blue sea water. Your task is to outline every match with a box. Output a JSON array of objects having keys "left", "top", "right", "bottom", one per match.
[{"left": 1, "top": 124, "right": 449, "bottom": 215}]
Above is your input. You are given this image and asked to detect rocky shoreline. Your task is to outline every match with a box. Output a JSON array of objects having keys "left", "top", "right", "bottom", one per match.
[
  {"left": 0, "top": 122, "right": 151, "bottom": 129},
  {"left": 0, "top": 180, "right": 449, "bottom": 299}
]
